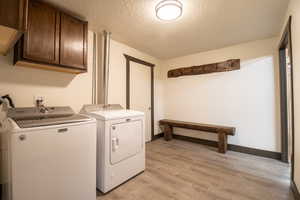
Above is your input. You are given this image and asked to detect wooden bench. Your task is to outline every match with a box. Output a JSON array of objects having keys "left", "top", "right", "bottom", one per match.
[{"left": 159, "top": 119, "right": 236, "bottom": 153}]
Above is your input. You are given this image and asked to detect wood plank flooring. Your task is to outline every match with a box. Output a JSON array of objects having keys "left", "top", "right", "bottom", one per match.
[{"left": 97, "top": 139, "right": 294, "bottom": 200}]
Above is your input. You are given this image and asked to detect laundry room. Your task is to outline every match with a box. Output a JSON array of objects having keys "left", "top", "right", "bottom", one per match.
[{"left": 0, "top": 0, "right": 300, "bottom": 200}]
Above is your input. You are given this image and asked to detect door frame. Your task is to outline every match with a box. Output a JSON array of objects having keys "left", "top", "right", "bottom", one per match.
[
  {"left": 278, "top": 16, "right": 294, "bottom": 177},
  {"left": 124, "top": 54, "right": 155, "bottom": 141}
]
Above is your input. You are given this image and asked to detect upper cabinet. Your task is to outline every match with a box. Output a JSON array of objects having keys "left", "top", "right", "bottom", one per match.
[
  {"left": 60, "top": 13, "right": 88, "bottom": 70},
  {"left": 0, "top": 0, "right": 28, "bottom": 55},
  {"left": 14, "top": 0, "right": 88, "bottom": 74},
  {"left": 23, "top": 0, "right": 60, "bottom": 64}
]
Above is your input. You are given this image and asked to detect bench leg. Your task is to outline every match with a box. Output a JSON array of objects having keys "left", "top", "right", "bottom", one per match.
[
  {"left": 218, "top": 132, "right": 228, "bottom": 153},
  {"left": 163, "top": 125, "right": 173, "bottom": 141}
]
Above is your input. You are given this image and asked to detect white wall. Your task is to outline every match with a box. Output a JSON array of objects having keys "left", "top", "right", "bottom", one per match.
[
  {"left": 0, "top": 31, "right": 95, "bottom": 112},
  {"left": 0, "top": 31, "right": 165, "bottom": 135},
  {"left": 162, "top": 38, "right": 281, "bottom": 152},
  {"left": 282, "top": 0, "right": 300, "bottom": 191},
  {"left": 107, "top": 39, "right": 164, "bottom": 136}
]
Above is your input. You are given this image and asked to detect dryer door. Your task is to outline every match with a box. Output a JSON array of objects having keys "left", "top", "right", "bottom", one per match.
[{"left": 110, "top": 119, "right": 143, "bottom": 165}]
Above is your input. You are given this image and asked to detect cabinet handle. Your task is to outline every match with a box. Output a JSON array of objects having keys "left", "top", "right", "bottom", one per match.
[{"left": 58, "top": 128, "right": 68, "bottom": 133}]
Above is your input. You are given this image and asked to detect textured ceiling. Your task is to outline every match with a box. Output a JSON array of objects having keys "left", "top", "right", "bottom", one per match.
[{"left": 44, "top": 0, "right": 289, "bottom": 59}]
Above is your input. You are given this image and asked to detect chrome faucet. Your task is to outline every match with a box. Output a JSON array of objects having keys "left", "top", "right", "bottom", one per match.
[{"left": 36, "top": 98, "right": 48, "bottom": 114}]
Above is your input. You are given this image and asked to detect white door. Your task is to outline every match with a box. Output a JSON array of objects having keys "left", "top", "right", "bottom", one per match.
[
  {"left": 110, "top": 119, "right": 143, "bottom": 164},
  {"left": 130, "top": 62, "right": 152, "bottom": 142}
]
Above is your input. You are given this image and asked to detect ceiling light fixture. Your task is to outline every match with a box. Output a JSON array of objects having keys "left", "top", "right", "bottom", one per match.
[{"left": 155, "top": 0, "right": 183, "bottom": 21}]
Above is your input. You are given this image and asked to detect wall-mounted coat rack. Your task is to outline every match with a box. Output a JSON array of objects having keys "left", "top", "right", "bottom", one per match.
[{"left": 168, "top": 59, "right": 240, "bottom": 78}]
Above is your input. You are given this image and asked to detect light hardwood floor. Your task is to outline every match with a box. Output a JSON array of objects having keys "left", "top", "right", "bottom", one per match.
[{"left": 97, "top": 139, "right": 294, "bottom": 200}]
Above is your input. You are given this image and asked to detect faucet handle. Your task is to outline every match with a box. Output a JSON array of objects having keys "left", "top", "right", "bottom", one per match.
[{"left": 36, "top": 97, "right": 44, "bottom": 107}]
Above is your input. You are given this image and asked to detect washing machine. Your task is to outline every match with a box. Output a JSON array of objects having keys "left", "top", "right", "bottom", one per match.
[
  {"left": 81, "top": 104, "right": 145, "bottom": 193},
  {"left": 0, "top": 106, "right": 97, "bottom": 200}
]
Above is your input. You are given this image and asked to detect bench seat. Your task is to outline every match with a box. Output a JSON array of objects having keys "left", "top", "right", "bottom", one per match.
[{"left": 159, "top": 119, "right": 236, "bottom": 153}]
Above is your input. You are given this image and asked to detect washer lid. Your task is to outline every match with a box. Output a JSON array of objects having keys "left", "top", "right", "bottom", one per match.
[
  {"left": 15, "top": 114, "right": 92, "bottom": 128},
  {"left": 90, "top": 109, "right": 144, "bottom": 120}
]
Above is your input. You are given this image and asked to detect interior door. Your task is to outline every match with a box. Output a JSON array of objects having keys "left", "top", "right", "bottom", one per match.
[
  {"left": 24, "top": 0, "right": 59, "bottom": 64},
  {"left": 130, "top": 62, "right": 152, "bottom": 142},
  {"left": 60, "top": 13, "right": 88, "bottom": 70}
]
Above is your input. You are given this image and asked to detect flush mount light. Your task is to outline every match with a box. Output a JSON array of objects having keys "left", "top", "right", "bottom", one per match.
[{"left": 156, "top": 0, "right": 183, "bottom": 21}]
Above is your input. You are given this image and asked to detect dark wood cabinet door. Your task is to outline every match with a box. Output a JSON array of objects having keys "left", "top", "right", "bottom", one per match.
[
  {"left": 60, "top": 13, "right": 88, "bottom": 70},
  {"left": 0, "top": 0, "right": 28, "bottom": 30},
  {"left": 23, "top": 0, "right": 59, "bottom": 64},
  {"left": 0, "top": 0, "right": 28, "bottom": 55}
]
